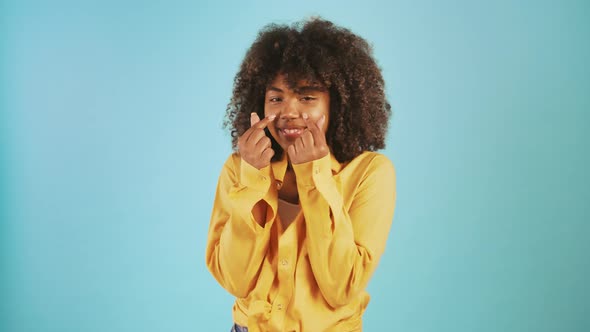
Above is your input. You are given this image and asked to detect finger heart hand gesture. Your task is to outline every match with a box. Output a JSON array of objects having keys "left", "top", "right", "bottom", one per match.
[
  {"left": 287, "top": 114, "right": 329, "bottom": 165},
  {"left": 237, "top": 113, "right": 276, "bottom": 169}
]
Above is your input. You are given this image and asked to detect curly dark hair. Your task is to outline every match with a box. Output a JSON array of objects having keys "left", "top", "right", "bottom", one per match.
[{"left": 224, "top": 17, "right": 391, "bottom": 163}]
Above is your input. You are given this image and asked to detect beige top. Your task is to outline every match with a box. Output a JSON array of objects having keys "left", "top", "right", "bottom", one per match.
[{"left": 278, "top": 198, "right": 301, "bottom": 229}]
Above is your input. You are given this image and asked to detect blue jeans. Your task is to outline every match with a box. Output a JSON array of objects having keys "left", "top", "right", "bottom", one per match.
[{"left": 230, "top": 323, "right": 248, "bottom": 332}]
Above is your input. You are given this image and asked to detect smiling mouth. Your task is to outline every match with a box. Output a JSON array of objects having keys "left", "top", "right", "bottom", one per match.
[{"left": 279, "top": 127, "right": 306, "bottom": 139}]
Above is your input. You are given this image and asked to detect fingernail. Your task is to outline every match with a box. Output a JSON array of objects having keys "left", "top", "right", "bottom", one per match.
[{"left": 269, "top": 114, "right": 276, "bottom": 120}]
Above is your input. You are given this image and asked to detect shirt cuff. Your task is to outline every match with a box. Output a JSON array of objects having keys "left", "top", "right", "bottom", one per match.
[
  {"left": 292, "top": 153, "right": 332, "bottom": 188},
  {"left": 239, "top": 159, "right": 272, "bottom": 193}
]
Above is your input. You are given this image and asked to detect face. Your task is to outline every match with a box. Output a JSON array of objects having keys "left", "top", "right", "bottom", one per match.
[{"left": 264, "top": 74, "right": 330, "bottom": 152}]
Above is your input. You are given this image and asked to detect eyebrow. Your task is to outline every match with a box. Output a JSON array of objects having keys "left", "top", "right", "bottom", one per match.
[
  {"left": 295, "top": 86, "right": 326, "bottom": 93},
  {"left": 267, "top": 86, "right": 284, "bottom": 93},
  {"left": 266, "top": 85, "right": 326, "bottom": 94}
]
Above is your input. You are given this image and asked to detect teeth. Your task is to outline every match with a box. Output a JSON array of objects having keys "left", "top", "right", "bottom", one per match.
[{"left": 283, "top": 128, "right": 302, "bottom": 134}]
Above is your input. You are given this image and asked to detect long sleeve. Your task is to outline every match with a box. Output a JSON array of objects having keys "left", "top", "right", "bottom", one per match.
[
  {"left": 205, "top": 154, "right": 277, "bottom": 298},
  {"left": 292, "top": 153, "right": 396, "bottom": 308}
]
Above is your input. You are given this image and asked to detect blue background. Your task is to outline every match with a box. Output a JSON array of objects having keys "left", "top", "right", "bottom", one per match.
[{"left": 1, "top": 0, "right": 589, "bottom": 331}]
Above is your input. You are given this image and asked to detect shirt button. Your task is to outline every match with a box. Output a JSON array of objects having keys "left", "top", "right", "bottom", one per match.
[
  {"left": 281, "top": 259, "right": 288, "bottom": 266},
  {"left": 314, "top": 167, "right": 320, "bottom": 174},
  {"left": 276, "top": 181, "right": 282, "bottom": 189},
  {"left": 260, "top": 175, "right": 267, "bottom": 181},
  {"left": 276, "top": 303, "right": 283, "bottom": 310}
]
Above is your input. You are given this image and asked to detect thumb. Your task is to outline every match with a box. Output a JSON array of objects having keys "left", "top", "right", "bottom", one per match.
[{"left": 250, "top": 112, "right": 261, "bottom": 127}]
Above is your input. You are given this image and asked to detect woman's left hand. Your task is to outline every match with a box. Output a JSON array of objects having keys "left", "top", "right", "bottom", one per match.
[{"left": 287, "top": 114, "right": 329, "bottom": 164}]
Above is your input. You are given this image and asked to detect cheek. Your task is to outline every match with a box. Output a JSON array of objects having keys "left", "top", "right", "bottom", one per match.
[
  {"left": 264, "top": 106, "right": 279, "bottom": 118},
  {"left": 267, "top": 123, "right": 279, "bottom": 138},
  {"left": 309, "top": 108, "right": 327, "bottom": 120},
  {"left": 310, "top": 109, "right": 330, "bottom": 132}
]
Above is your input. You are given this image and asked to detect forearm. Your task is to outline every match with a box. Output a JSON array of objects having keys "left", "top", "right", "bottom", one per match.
[
  {"left": 206, "top": 200, "right": 271, "bottom": 297},
  {"left": 299, "top": 187, "right": 372, "bottom": 307},
  {"left": 294, "top": 153, "right": 396, "bottom": 307},
  {"left": 205, "top": 156, "right": 277, "bottom": 297}
]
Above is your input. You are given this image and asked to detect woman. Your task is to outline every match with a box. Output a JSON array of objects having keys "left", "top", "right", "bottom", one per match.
[{"left": 206, "top": 17, "right": 396, "bottom": 332}]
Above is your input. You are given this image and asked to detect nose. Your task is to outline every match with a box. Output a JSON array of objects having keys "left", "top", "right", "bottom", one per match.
[{"left": 279, "top": 98, "right": 300, "bottom": 119}]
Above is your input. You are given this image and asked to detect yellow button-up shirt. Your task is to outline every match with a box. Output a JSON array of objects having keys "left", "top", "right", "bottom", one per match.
[{"left": 206, "top": 151, "right": 396, "bottom": 332}]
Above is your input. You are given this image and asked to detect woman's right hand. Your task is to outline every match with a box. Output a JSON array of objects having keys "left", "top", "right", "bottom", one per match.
[{"left": 238, "top": 113, "right": 276, "bottom": 169}]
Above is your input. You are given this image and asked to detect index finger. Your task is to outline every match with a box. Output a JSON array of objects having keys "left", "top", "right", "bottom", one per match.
[
  {"left": 252, "top": 114, "right": 276, "bottom": 129},
  {"left": 304, "top": 114, "right": 327, "bottom": 145}
]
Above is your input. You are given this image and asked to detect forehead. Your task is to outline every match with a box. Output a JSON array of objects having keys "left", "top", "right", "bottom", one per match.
[{"left": 266, "top": 73, "right": 326, "bottom": 92}]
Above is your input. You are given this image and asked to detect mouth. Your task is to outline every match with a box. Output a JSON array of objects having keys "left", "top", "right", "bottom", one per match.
[{"left": 278, "top": 127, "right": 307, "bottom": 140}]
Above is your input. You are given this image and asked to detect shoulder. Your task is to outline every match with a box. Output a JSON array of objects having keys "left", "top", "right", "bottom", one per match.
[
  {"left": 222, "top": 152, "right": 242, "bottom": 170},
  {"left": 337, "top": 151, "right": 395, "bottom": 189},
  {"left": 346, "top": 151, "right": 395, "bottom": 175},
  {"left": 216, "top": 153, "right": 243, "bottom": 180}
]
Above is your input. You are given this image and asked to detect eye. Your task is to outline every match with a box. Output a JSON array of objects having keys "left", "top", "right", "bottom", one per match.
[
  {"left": 301, "top": 96, "right": 316, "bottom": 102},
  {"left": 269, "top": 97, "right": 282, "bottom": 102}
]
